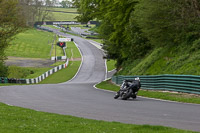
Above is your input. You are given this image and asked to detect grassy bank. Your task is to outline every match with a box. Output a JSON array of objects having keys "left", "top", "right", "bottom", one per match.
[
  {"left": 7, "top": 66, "right": 51, "bottom": 79},
  {"left": 46, "top": 7, "right": 78, "bottom": 21},
  {"left": 107, "top": 60, "right": 116, "bottom": 71},
  {"left": 0, "top": 102, "right": 194, "bottom": 133},
  {"left": 6, "top": 29, "right": 55, "bottom": 59},
  {"left": 66, "top": 41, "right": 81, "bottom": 58},
  {"left": 118, "top": 42, "right": 200, "bottom": 75},
  {"left": 39, "top": 61, "right": 81, "bottom": 84},
  {"left": 96, "top": 80, "right": 200, "bottom": 104}
]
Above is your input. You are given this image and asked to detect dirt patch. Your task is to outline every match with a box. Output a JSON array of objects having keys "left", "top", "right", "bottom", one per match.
[
  {"left": 69, "top": 58, "right": 82, "bottom": 61},
  {"left": 5, "top": 56, "right": 55, "bottom": 68}
]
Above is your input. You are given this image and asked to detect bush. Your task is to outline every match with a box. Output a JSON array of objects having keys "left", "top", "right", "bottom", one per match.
[
  {"left": 0, "top": 61, "right": 8, "bottom": 77},
  {"left": 7, "top": 66, "right": 31, "bottom": 79}
]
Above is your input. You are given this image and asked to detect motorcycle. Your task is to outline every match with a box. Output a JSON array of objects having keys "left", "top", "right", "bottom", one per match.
[{"left": 114, "top": 77, "right": 141, "bottom": 100}]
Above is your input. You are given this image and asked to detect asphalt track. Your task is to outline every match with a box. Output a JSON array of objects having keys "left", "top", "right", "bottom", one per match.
[{"left": 0, "top": 28, "right": 200, "bottom": 132}]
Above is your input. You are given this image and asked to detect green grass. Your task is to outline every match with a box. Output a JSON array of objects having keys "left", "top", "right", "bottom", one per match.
[
  {"left": 39, "top": 41, "right": 82, "bottom": 84},
  {"left": 86, "top": 39, "right": 103, "bottom": 44},
  {"left": 50, "top": 61, "right": 65, "bottom": 66},
  {"left": 49, "top": 12, "right": 78, "bottom": 21},
  {"left": 48, "top": 7, "right": 78, "bottom": 13},
  {"left": 39, "top": 61, "right": 81, "bottom": 84},
  {"left": 7, "top": 66, "right": 51, "bottom": 79},
  {"left": 66, "top": 41, "right": 81, "bottom": 58},
  {"left": 46, "top": 7, "right": 78, "bottom": 21},
  {"left": 96, "top": 80, "right": 200, "bottom": 104},
  {"left": 6, "top": 29, "right": 55, "bottom": 59},
  {"left": 0, "top": 102, "right": 195, "bottom": 133},
  {"left": 51, "top": 45, "right": 64, "bottom": 57},
  {"left": 0, "top": 83, "right": 27, "bottom": 86},
  {"left": 107, "top": 59, "right": 116, "bottom": 71},
  {"left": 118, "top": 42, "right": 200, "bottom": 75}
]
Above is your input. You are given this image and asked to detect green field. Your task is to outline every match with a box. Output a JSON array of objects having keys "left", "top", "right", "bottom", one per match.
[
  {"left": 50, "top": 12, "right": 78, "bottom": 21},
  {"left": 45, "top": 7, "right": 78, "bottom": 21},
  {"left": 6, "top": 29, "right": 56, "bottom": 58},
  {"left": 48, "top": 7, "right": 78, "bottom": 13}
]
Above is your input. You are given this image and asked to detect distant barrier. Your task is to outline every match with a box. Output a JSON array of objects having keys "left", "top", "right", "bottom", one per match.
[
  {"left": 112, "top": 75, "right": 200, "bottom": 94},
  {"left": 26, "top": 60, "right": 69, "bottom": 84},
  {"left": 0, "top": 60, "right": 69, "bottom": 84}
]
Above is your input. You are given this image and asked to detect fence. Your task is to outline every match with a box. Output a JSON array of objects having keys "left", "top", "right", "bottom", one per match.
[
  {"left": 0, "top": 60, "right": 69, "bottom": 84},
  {"left": 112, "top": 75, "right": 200, "bottom": 94}
]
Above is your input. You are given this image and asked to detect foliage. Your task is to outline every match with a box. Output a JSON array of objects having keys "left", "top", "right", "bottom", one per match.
[
  {"left": 118, "top": 43, "right": 200, "bottom": 76},
  {"left": 0, "top": 0, "right": 26, "bottom": 76},
  {"left": 134, "top": 0, "right": 200, "bottom": 46},
  {"left": 0, "top": 61, "right": 8, "bottom": 77},
  {"left": 75, "top": 0, "right": 200, "bottom": 75},
  {"left": 7, "top": 66, "right": 50, "bottom": 79},
  {"left": 60, "top": 0, "right": 73, "bottom": 8},
  {"left": 18, "top": 0, "right": 55, "bottom": 26},
  {"left": 0, "top": 0, "right": 25, "bottom": 59}
]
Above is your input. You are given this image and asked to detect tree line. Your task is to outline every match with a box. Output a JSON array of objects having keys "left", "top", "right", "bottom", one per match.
[{"left": 73, "top": 0, "right": 200, "bottom": 68}]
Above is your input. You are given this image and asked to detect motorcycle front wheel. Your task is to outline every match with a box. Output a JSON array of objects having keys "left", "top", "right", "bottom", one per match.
[{"left": 121, "top": 89, "right": 133, "bottom": 100}]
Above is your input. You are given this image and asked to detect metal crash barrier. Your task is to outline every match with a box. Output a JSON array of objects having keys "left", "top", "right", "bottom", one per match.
[{"left": 112, "top": 75, "right": 200, "bottom": 94}]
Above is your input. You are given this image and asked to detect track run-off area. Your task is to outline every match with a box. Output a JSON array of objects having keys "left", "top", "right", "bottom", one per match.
[{"left": 0, "top": 28, "right": 200, "bottom": 132}]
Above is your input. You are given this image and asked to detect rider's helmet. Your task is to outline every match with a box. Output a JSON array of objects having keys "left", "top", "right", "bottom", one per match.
[{"left": 135, "top": 77, "right": 140, "bottom": 81}]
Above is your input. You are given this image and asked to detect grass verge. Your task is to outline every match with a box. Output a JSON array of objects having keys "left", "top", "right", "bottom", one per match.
[
  {"left": 66, "top": 41, "right": 81, "bottom": 58},
  {"left": 39, "top": 61, "right": 81, "bottom": 84},
  {"left": 6, "top": 29, "right": 55, "bottom": 58},
  {"left": 7, "top": 66, "right": 51, "bottom": 79},
  {"left": 96, "top": 80, "right": 200, "bottom": 104},
  {"left": 0, "top": 102, "right": 195, "bottom": 133},
  {"left": 107, "top": 60, "right": 116, "bottom": 71}
]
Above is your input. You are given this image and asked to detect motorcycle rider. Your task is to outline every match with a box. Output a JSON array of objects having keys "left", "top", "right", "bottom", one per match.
[{"left": 114, "top": 77, "right": 141, "bottom": 99}]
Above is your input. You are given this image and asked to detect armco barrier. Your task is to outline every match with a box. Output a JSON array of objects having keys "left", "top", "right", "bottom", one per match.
[
  {"left": 0, "top": 60, "right": 69, "bottom": 84},
  {"left": 112, "top": 75, "right": 200, "bottom": 94},
  {"left": 26, "top": 60, "right": 69, "bottom": 84}
]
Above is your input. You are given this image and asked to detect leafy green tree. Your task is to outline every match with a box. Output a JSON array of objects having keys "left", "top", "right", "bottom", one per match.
[
  {"left": 60, "top": 0, "right": 73, "bottom": 8},
  {"left": 74, "top": 0, "right": 200, "bottom": 70},
  {"left": 0, "top": 0, "right": 26, "bottom": 76},
  {"left": 134, "top": 0, "right": 200, "bottom": 46}
]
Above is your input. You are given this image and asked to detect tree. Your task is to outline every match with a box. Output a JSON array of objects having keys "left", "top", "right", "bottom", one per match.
[
  {"left": 74, "top": 0, "right": 148, "bottom": 65},
  {"left": 0, "top": 0, "right": 26, "bottom": 76},
  {"left": 134, "top": 0, "right": 200, "bottom": 46},
  {"left": 18, "top": 0, "right": 54, "bottom": 26},
  {"left": 60, "top": 0, "right": 73, "bottom": 8}
]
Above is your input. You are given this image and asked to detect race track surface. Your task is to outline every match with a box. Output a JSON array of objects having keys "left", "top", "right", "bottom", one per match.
[{"left": 0, "top": 28, "right": 200, "bottom": 132}]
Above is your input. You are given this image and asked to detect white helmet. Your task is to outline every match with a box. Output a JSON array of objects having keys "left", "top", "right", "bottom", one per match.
[{"left": 135, "top": 77, "right": 140, "bottom": 81}]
